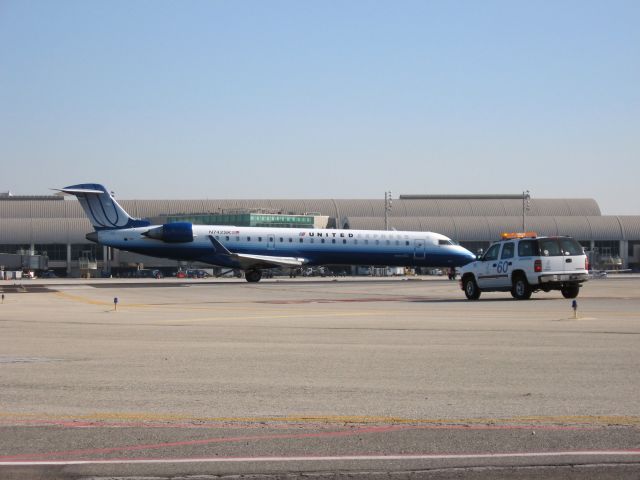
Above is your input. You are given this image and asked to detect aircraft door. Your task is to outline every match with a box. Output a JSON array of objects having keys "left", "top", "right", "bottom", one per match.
[
  {"left": 413, "top": 239, "right": 425, "bottom": 260},
  {"left": 267, "top": 234, "right": 276, "bottom": 250}
]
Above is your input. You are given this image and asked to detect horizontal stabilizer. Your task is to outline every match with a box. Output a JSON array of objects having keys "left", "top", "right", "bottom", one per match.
[{"left": 54, "top": 187, "right": 105, "bottom": 195}]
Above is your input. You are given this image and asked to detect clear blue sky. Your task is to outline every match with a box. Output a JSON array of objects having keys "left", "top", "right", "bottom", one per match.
[{"left": 1, "top": 1, "right": 638, "bottom": 213}]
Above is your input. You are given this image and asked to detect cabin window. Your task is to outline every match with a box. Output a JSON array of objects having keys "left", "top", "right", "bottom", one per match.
[
  {"left": 354, "top": 239, "right": 358, "bottom": 245},
  {"left": 321, "top": 239, "right": 325, "bottom": 244},
  {"left": 225, "top": 236, "right": 229, "bottom": 241},
  {"left": 236, "top": 236, "right": 240, "bottom": 242},
  {"left": 289, "top": 238, "right": 293, "bottom": 243},
  {"left": 375, "top": 240, "right": 380, "bottom": 245},
  {"left": 365, "top": 240, "right": 369, "bottom": 245},
  {"left": 258, "top": 237, "right": 262, "bottom": 242},
  {"left": 279, "top": 237, "right": 283, "bottom": 242},
  {"left": 396, "top": 240, "right": 400, "bottom": 246},
  {"left": 310, "top": 238, "right": 314, "bottom": 244},
  {"left": 386, "top": 240, "right": 390, "bottom": 245},
  {"left": 247, "top": 237, "right": 251, "bottom": 242},
  {"left": 332, "top": 239, "right": 336, "bottom": 244},
  {"left": 405, "top": 241, "right": 410, "bottom": 246},
  {"left": 343, "top": 239, "right": 347, "bottom": 244},
  {"left": 299, "top": 238, "right": 303, "bottom": 243}
]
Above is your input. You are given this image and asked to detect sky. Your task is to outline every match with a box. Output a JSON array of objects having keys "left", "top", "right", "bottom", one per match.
[{"left": 0, "top": 1, "right": 638, "bottom": 214}]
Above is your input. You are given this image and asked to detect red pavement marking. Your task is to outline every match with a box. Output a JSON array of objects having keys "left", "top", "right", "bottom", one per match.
[
  {"left": 0, "top": 425, "right": 404, "bottom": 461},
  {"left": 0, "top": 422, "right": 599, "bottom": 462}
]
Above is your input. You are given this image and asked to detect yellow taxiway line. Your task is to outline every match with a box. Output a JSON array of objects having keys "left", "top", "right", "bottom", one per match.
[{"left": 1, "top": 411, "right": 639, "bottom": 426}]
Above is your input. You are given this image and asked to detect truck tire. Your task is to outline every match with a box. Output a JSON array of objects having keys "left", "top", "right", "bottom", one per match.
[
  {"left": 463, "top": 276, "right": 481, "bottom": 300},
  {"left": 561, "top": 285, "right": 580, "bottom": 299},
  {"left": 511, "top": 274, "right": 532, "bottom": 300}
]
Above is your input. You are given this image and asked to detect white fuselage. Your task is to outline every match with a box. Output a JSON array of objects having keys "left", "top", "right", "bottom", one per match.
[{"left": 97, "top": 225, "right": 476, "bottom": 269}]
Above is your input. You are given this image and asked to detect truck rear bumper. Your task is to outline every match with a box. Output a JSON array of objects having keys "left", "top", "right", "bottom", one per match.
[{"left": 538, "top": 273, "right": 589, "bottom": 284}]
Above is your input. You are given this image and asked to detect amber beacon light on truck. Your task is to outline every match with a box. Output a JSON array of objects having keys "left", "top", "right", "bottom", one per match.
[{"left": 500, "top": 232, "right": 538, "bottom": 240}]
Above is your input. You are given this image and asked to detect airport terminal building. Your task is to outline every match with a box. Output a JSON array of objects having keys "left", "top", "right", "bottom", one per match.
[{"left": 1, "top": 192, "right": 639, "bottom": 276}]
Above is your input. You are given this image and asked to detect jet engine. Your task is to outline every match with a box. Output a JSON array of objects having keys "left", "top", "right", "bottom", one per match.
[{"left": 142, "top": 222, "right": 194, "bottom": 243}]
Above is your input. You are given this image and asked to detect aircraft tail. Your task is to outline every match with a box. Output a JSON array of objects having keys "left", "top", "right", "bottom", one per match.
[{"left": 56, "top": 183, "right": 150, "bottom": 230}]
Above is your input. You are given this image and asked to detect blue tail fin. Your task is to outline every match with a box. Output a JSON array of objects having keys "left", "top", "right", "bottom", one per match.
[{"left": 56, "top": 183, "right": 150, "bottom": 230}]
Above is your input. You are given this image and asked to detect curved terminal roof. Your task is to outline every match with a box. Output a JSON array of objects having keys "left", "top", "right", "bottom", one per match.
[
  {"left": 1, "top": 195, "right": 638, "bottom": 244},
  {"left": 343, "top": 216, "right": 640, "bottom": 242},
  {"left": 0, "top": 197, "right": 601, "bottom": 218}
]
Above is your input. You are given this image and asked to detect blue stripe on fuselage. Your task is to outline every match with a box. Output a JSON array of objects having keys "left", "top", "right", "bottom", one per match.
[{"left": 116, "top": 244, "right": 470, "bottom": 268}]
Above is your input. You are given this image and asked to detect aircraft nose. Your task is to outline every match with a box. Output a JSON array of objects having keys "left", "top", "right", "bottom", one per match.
[{"left": 456, "top": 246, "right": 476, "bottom": 265}]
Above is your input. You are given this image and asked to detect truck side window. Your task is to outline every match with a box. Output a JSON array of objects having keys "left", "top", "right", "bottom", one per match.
[
  {"left": 501, "top": 242, "right": 514, "bottom": 259},
  {"left": 518, "top": 240, "right": 535, "bottom": 257}
]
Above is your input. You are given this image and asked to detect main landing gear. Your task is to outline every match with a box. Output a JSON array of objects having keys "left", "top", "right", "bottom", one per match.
[{"left": 245, "top": 269, "right": 262, "bottom": 283}]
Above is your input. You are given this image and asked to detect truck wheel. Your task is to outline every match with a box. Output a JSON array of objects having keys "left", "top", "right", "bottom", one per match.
[
  {"left": 511, "top": 275, "right": 532, "bottom": 300},
  {"left": 463, "top": 276, "right": 481, "bottom": 300},
  {"left": 561, "top": 285, "right": 580, "bottom": 298}
]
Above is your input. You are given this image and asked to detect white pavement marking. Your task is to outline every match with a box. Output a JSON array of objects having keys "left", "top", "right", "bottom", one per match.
[{"left": 2, "top": 450, "right": 640, "bottom": 466}]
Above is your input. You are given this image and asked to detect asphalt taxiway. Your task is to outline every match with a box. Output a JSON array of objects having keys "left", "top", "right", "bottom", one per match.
[{"left": 0, "top": 276, "right": 639, "bottom": 479}]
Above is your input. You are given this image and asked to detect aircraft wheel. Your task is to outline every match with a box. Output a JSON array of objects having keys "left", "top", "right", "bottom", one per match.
[{"left": 245, "top": 270, "right": 262, "bottom": 283}]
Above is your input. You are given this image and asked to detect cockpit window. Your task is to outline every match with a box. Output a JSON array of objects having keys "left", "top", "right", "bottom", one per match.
[{"left": 438, "top": 239, "right": 453, "bottom": 246}]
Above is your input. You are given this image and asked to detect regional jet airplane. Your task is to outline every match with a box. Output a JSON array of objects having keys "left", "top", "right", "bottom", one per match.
[{"left": 57, "top": 183, "right": 476, "bottom": 282}]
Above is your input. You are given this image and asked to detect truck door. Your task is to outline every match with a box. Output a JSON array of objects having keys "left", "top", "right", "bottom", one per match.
[
  {"left": 476, "top": 243, "right": 502, "bottom": 288},
  {"left": 494, "top": 241, "right": 515, "bottom": 288}
]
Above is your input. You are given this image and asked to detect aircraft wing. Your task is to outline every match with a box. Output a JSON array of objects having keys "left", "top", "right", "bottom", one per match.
[
  {"left": 231, "top": 253, "right": 307, "bottom": 269},
  {"left": 208, "top": 236, "right": 308, "bottom": 269}
]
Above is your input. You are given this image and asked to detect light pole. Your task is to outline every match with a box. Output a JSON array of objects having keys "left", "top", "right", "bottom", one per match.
[
  {"left": 522, "top": 190, "right": 531, "bottom": 231},
  {"left": 384, "top": 190, "right": 392, "bottom": 231}
]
